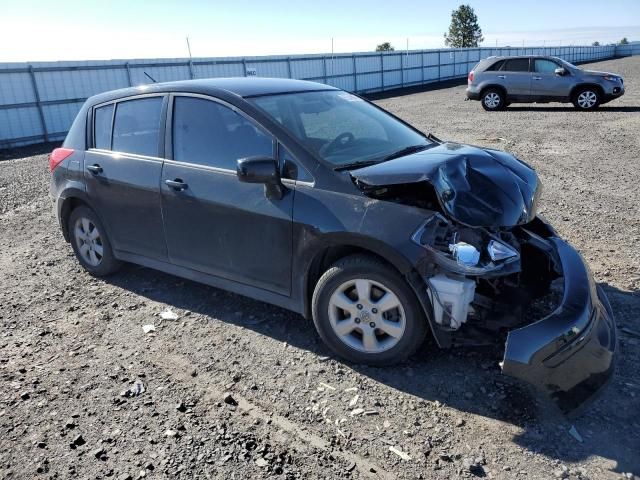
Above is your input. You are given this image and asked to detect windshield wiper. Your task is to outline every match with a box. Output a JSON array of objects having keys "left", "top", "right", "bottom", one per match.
[
  {"left": 334, "top": 160, "right": 380, "bottom": 171},
  {"left": 380, "top": 144, "right": 430, "bottom": 162}
]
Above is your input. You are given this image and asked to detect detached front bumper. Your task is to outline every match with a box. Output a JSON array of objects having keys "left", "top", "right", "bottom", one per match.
[{"left": 502, "top": 238, "right": 617, "bottom": 414}]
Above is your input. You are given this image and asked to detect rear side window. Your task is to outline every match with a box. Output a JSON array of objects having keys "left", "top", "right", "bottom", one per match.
[
  {"left": 94, "top": 104, "right": 114, "bottom": 150},
  {"left": 534, "top": 59, "right": 559, "bottom": 74},
  {"left": 172, "top": 96, "right": 274, "bottom": 170},
  {"left": 503, "top": 58, "right": 530, "bottom": 72},
  {"left": 112, "top": 97, "right": 163, "bottom": 157},
  {"left": 486, "top": 60, "right": 504, "bottom": 71}
]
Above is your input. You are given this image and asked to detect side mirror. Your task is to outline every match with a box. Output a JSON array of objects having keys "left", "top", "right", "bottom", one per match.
[
  {"left": 237, "top": 156, "right": 283, "bottom": 199},
  {"left": 554, "top": 67, "right": 566, "bottom": 76}
]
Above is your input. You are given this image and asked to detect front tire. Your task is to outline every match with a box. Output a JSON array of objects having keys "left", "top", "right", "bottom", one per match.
[
  {"left": 481, "top": 88, "right": 506, "bottom": 111},
  {"left": 572, "top": 87, "right": 601, "bottom": 110},
  {"left": 68, "top": 206, "right": 121, "bottom": 276},
  {"left": 311, "top": 255, "right": 428, "bottom": 365}
]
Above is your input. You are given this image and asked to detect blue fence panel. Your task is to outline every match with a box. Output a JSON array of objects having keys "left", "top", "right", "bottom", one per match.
[{"left": 0, "top": 44, "right": 636, "bottom": 148}]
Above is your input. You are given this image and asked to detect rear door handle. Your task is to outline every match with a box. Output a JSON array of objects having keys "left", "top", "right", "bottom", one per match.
[
  {"left": 497, "top": 75, "right": 506, "bottom": 79},
  {"left": 86, "top": 164, "right": 103, "bottom": 174},
  {"left": 533, "top": 76, "right": 542, "bottom": 80},
  {"left": 165, "top": 178, "right": 188, "bottom": 191}
]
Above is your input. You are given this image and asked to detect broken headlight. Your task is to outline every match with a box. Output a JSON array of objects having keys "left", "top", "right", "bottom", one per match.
[{"left": 412, "top": 214, "right": 521, "bottom": 276}]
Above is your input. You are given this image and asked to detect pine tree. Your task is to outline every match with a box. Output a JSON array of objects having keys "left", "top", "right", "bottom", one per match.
[{"left": 444, "top": 5, "right": 484, "bottom": 48}]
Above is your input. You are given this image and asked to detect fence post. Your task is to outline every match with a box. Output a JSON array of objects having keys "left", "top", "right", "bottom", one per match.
[
  {"left": 28, "top": 65, "right": 48, "bottom": 143},
  {"left": 421, "top": 49, "right": 425, "bottom": 85},
  {"left": 322, "top": 55, "right": 327, "bottom": 84},
  {"left": 380, "top": 52, "right": 384, "bottom": 91},
  {"left": 352, "top": 54, "right": 357, "bottom": 92},
  {"left": 400, "top": 52, "right": 404, "bottom": 88},
  {"left": 242, "top": 58, "right": 248, "bottom": 77},
  {"left": 188, "top": 60, "right": 195, "bottom": 79},
  {"left": 125, "top": 62, "right": 133, "bottom": 86},
  {"left": 437, "top": 50, "right": 441, "bottom": 82},
  {"left": 287, "top": 57, "right": 292, "bottom": 79}
]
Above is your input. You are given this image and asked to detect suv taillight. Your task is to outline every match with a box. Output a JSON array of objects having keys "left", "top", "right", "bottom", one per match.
[
  {"left": 49, "top": 148, "right": 74, "bottom": 172},
  {"left": 468, "top": 71, "right": 474, "bottom": 84}
]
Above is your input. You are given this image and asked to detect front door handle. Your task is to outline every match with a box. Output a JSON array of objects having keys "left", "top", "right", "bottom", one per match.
[
  {"left": 497, "top": 75, "right": 506, "bottom": 79},
  {"left": 165, "top": 178, "right": 188, "bottom": 191},
  {"left": 86, "top": 164, "right": 103, "bottom": 174},
  {"left": 533, "top": 76, "right": 542, "bottom": 80}
]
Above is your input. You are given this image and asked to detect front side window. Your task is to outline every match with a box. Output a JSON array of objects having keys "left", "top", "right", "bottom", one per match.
[
  {"left": 172, "top": 97, "right": 274, "bottom": 170},
  {"left": 534, "top": 59, "right": 559, "bottom": 74},
  {"left": 249, "top": 90, "right": 430, "bottom": 168},
  {"left": 112, "top": 97, "right": 163, "bottom": 157},
  {"left": 503, "top": 58, "right": 530, "bottom": 72},
  {"left": 94, "top": 104, "right": 114, "bottom": 150}
]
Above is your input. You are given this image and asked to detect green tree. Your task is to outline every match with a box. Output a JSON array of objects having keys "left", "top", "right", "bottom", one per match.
[
  {"left": 376, "top": 42, "right": 395, "bottom": 52},
  {"left": 592, "top": 41, "right": 600, "bottom": 46},
  {"left": 619, "top": 37, "right": 629, "bottom": 45},
  {"left": 444, "top": 4, "right": 484, "bottom": 48}
]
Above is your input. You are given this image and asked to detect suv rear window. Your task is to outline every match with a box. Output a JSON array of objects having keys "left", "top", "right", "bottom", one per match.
[
  {"left": 486, "top": 60, "right": 504, "bottom": 71},
  {"left": 112, "top": 97, "right": 163, "bottom": 157},
  {"left": 502, "top": 58, "right": 530, "bottom": 72}
]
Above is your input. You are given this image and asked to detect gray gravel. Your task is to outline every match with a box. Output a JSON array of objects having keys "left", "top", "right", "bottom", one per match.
[{"left": 1, "top": 56, "right": 639, "bottom": 479}]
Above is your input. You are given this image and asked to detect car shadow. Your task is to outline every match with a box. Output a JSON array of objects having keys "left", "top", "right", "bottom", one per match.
[
  {"left": 505, "top": 105, "right": 640, "bottom": 112},
  {"left": 102, "top": 265, "right": 640, "bottom": 474}
]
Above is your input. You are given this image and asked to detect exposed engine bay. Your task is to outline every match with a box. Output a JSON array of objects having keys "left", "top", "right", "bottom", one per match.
[{"left": 411, "top": 213, "right": 564, "bottom": 346}]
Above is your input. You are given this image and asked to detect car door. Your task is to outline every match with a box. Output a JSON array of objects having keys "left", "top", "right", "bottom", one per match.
[
  {"left": 500, "top": 58, "right": 532, "bottom": 100},
  {"left": 530, "top": 58, "right": 573, "bottom": 99},
  {"left": 84, "top": 95, "right": 168, "bottom": 260},
  {"left": 160, "top": 94, "right": 293, "bottom": 295}
]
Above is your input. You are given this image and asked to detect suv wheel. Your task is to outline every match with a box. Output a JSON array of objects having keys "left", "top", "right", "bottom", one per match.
[
  {"left": 69, "top": 206, "right": 121, "bottom": 276},
  {"left": 311, "top": 254, "right": 427, "bottom": 365},
  {"left": 573, "top": 87, "right": 601, "bottom": 110},
  {"left": 481, "top": 89, "right": 506, "bottom": 111}
]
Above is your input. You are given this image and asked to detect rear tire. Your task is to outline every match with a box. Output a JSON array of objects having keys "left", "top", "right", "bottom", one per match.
[
  {"left": 311, "top": 254, "right": 428, "bottom": 366},
  {"left": 481, "top": 88, "right": 506, "bottom": 111},
  {"left": 68, "top": 206, "right": 121, "bottom": 276},
  {"left": 572, "top": 87, "right": 601, "bottom": 110}
]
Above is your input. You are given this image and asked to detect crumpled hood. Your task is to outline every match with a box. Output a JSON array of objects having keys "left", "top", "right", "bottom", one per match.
[
  {"left": 350, "top": 142, "right": 541, "bottom": 227},
  {"left": 582, "top": 69, "right": 618, "bottom": 77}
]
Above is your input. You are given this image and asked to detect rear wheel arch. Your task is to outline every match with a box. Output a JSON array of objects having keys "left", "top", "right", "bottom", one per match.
[
  {"left": 480, "top": 84, "right": 507, "bottom": 100},
  {"left": 60, "top": 195, "right": 91, "bottom": 241}
]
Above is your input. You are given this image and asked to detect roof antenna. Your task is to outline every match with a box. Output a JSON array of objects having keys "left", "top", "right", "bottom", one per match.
[{"left": 143, "top": 71, "right": 157, "bottom": 83}]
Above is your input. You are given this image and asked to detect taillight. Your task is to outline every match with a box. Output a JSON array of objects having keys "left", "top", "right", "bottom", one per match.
[
  {"left": 49, "top": 148, "right": 74, "bottom": 172},
  {"left": 468, "top": 71, "right": 474, "bottom": 83}
]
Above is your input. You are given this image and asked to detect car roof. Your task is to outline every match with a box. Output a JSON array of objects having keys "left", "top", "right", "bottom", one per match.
[{"left": 86, "top": 77, "right": 338, "bottom": 106}]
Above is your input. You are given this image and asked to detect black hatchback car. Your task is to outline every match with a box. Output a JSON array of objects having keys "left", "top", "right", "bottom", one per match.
[{"left": 50, "top": 78, "right": 616, "bottom": 413}]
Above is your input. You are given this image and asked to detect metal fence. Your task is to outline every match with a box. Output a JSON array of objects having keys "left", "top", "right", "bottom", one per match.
[{"left": 0, "top": 43, "right": 635, "bottom": 149}]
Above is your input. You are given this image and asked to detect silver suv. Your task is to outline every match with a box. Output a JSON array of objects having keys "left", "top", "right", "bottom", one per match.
[{"left": 466, "top": 55, "right": 625, "bottom": 111}]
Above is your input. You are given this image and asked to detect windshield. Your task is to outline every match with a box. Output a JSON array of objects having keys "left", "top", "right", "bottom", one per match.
[{"left": 248, "top": 90, "right": 430, "bottom": 168}]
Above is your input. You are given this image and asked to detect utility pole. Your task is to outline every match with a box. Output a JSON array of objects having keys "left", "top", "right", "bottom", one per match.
[{"left": 186, "top": 36, "right": 192, "bottom": 59}]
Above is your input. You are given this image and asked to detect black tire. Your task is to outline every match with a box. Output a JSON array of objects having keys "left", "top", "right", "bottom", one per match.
[
  {"left": 572, "top": 87, "right": 601, "bottom": 110},
  {"left": 68, "top": 206, "right": 121, "bottom": 276},
  {"left": 481, "top": 88, "right": 506, "bottom": 111},
  {"left": 311, "top": 254, "right": 428, "bottom": 366}
]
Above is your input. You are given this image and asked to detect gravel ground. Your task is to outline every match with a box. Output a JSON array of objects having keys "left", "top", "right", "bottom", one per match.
[{"left": 1, "top": 56, "right": 639, "bottom": 480}]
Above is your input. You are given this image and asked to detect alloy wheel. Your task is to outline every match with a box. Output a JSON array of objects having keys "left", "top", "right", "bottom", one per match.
[
  {"left": 327, "top": 278, "right": 406, "bottom": 353},
  {"left": 74, "top": 217, "right": 103, "bottom": 267},
  {"left": 484, "top": 92, "right": 501, "bottom": 109},
  {"left": 577, "top": 90, "right": 597, "bottom": 109}
]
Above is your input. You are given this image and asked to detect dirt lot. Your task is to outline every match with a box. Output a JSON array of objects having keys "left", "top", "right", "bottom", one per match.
[{"left": 1, "top": 56, "right": 639, "bottom": 480}]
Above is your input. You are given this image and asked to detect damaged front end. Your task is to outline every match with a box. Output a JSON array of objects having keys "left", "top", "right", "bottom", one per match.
[{"left": 351, "top": 142, "right": 617, "bottom": 414}]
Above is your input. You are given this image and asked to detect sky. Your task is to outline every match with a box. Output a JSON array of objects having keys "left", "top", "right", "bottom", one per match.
[{"left": 1, "top": 0, "right": 639, "bottom": 62}]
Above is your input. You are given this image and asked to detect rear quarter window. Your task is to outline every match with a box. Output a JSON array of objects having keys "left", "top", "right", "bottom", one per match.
[
  {"left": 93, "top": 104, "right": 114, "bottom": 150},
  {"left": 485, "top": 60, "right": 505, "bottom": 71}
]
